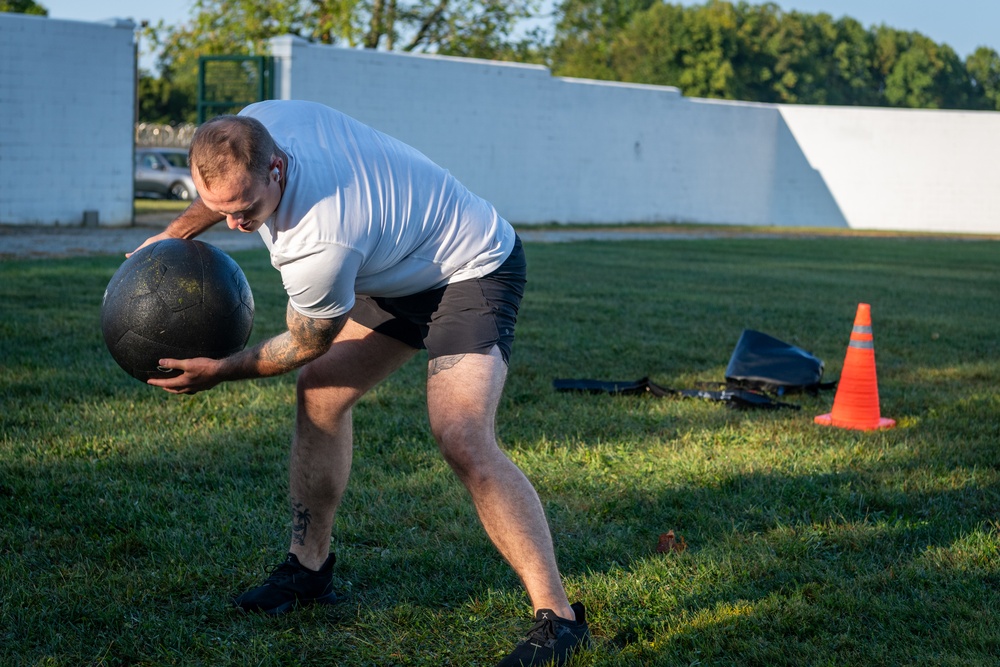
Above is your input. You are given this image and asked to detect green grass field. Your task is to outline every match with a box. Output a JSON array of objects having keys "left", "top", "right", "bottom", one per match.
[
  {"left": 1, "top": 234, "right": 998, "bottom": 666},
  {"left": 133, "top": 199, "right": 191, "bottom": 213}
]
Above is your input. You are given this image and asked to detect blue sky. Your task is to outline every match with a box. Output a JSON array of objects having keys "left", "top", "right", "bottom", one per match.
[{"left": 39, "top": 0, "right": 999, "bottom": 69}]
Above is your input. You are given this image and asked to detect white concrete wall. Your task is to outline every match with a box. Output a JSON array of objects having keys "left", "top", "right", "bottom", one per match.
[
  {"left": 0, "top": 14, "right": 135, "bottom": 227},
  {"left": 778, "top": 105, "right": 1000, "bottom": 234},
  {"left": 271, "top": 36, "right": 1000, "bottom": 234}
]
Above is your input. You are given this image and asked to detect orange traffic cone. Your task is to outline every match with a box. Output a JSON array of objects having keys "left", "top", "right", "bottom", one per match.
[{"left": 815, "top": 303, "right": 895, "bottom": 431}]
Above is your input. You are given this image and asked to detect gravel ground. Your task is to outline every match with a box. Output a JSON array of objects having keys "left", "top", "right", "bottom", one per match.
[
  {"left": 0, "top": 216, "right": 751, "bottom": 260},
  {"left": 2, "top": 214, "right": 993, "bottom": 260},
  {"left": 0, "top": 215, "right": 258, "bottom": 260}
]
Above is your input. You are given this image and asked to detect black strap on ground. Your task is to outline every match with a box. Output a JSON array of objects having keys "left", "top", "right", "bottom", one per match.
[{"left": 552, "top": 377, "right": 801, "bottom": 410}]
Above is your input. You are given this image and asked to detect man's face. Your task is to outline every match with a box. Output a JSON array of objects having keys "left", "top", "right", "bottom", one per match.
[{"left": 193, "top": 165, "right": 281, "bottom": 234}]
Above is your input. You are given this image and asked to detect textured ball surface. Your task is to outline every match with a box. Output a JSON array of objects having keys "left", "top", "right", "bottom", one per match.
[{"left": 101, "top": 239, "right": 255, "bottom": 382}]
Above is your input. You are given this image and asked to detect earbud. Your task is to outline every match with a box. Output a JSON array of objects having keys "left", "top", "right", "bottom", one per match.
[{"left": 271, "top": 168, "right": 280, "bottom": 180}]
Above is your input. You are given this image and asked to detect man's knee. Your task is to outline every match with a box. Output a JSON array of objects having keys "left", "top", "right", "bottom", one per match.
[
  {"left": 434, "top": 420, "right": 500, "bottom": 478},
  {"left": 296, "top": 362, "right": 328, "bottom": 399},
  {"left": 295, "top": 362, "right": 359, "bottom": 416}
]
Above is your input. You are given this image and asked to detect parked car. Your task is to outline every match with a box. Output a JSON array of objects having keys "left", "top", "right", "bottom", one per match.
[{"left": 134, "top": 148, "right": 198, "bottom": 200}]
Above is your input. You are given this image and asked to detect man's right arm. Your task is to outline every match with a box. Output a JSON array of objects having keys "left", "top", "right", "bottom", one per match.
[
  {"left": 128, "top": 198, "right": 225, "bottom": 257},
  {"left": 147, "top": 304, "right": 348, "bottom": 394}
]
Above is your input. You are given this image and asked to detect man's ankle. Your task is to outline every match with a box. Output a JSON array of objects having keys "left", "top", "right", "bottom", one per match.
[
  {"left": 536, "top": 602, "right": 576, "bottom": 623},
  {"left": 289, "top": 549, "right": 330, "bottom": 572}
]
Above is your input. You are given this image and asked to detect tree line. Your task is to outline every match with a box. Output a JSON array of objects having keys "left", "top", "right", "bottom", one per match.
[
  {"left": 552, "top": 0, "right": 1000, "bottom": 110},
  {"left": 11, "top": 0, "right": 1000, "bottom": 122}
]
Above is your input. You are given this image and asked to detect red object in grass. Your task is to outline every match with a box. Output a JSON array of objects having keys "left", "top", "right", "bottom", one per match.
[{"left": 656, "top": 530, "right": 687, "bottom": 554}]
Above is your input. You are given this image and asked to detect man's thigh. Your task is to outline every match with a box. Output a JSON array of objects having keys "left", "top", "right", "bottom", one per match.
[
  {"left": 350, "top": 237, "right": 526, "bottom": 365},
  {"left": 300, "top": 319, "right": 417, "bottom": 395},
  {"left": 425, "top": 345, "right": 509, "bottom": 437}
]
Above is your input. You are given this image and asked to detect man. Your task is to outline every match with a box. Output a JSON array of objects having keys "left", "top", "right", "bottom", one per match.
[{"left": 133, "top": 100, "right": 588, "bottom": 666}]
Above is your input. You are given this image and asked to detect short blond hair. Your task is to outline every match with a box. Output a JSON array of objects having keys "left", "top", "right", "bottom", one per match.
[{"left": 189, "top": 115, "right": 276, "bottom": 189}]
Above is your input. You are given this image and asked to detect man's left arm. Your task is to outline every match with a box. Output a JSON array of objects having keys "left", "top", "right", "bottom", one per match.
[{"left": 148, "top": 303, "right": 347, "bottom": 394}]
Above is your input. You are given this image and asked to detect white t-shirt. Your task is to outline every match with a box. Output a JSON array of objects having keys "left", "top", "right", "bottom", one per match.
[{"left": 239, "top": 100, "right": 516, "bottom": 319}]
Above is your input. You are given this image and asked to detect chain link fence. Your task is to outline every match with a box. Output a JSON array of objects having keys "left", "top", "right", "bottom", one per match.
[
  {"left": 135, "top": 122, "right": 197, "bottom": 148},
  {"left": 134, "top": 56, "right": 272, "bottom": 148}
]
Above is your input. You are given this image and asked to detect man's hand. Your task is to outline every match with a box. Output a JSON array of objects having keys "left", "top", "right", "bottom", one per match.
[
  {"left": 126, "top": 231, "right": 174, "bottom": 258},
  {"left": 147, "top": 356, "right": 225, "bottom": 394},
  {"left": 126, "top": 199, "right": 225, "bottom": 258}
]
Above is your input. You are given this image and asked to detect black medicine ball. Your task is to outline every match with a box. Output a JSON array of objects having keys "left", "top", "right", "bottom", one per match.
[{"left": 101, "top": 239, "right": 255, "bottom": 382}]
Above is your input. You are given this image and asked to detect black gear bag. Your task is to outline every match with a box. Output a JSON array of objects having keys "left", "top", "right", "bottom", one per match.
[
  {"left": 724, "top": 329, "right": 833, "bottom": 396},
  {"left": 553, "top": 330, "right": 834, "bottom": 410}
]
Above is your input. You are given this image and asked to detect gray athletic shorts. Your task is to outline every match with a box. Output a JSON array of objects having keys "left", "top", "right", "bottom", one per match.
[{"left": 349, "top": 236, "right": 526, "bottom": 364}]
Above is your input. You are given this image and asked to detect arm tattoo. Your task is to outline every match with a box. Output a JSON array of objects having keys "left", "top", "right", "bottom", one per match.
[
  {"left": 260, "top": 332, "right": 301, "bottom": 367},
  {"left": 291, "top": 501, "right": 312, "bottom": 546},
  {"left": 287, "top": 305, "right": 339, "bottom": 352},
  {"left": 429, "top": 354, "right": 466, "bottom": 378},
  {"left": 257, "top": 305, "right": 343, "bottom": 370}
]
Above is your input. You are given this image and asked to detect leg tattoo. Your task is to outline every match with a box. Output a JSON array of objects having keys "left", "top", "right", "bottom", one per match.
[
  {"left": 291, "top": 501, "right": 312, "bottom": 546},
  {"left": 429, "top": 353, "right": 466, "bottom": 378}
]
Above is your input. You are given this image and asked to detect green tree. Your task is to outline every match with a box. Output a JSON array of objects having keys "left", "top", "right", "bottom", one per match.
[
  {"left": 734, "top": 7, "right": 874, "bottom": 106},
  {"left": 966, "top": 46, "right": 1000, "bottom": 110},
  {"left": 610, "top": 1, "right": 813, "bottom": 102},
  {"left": 338, "top": 0, "right": 540, "bottom": 59},
  {"left": 610, "top": 2, "right": 878, "bottom": 104},
  {"left": 876, "top": 28, "right": 971, "bottom": 109},
  {"left": 137, "top": 73, "right": 197, "bottom": 124},
  {"left": 749, "top": 8, "right": 840, "bottom": 104},
  {"left": 309, "top": 0, "right": 366, "bottom": 45},
  {"left": 669, "top": 0, "right": 740, "bottom": 99},
  {"left": 157, "top": 0, "right": 308, "bottom": 69},
  {"left": 605, "top": 3, "right": 687, "bottom": 88},
  {"left": 0, "top": 0, "right": 47, "bottom": 14},
  {"left": 824, "top": 16, "right": 879, "bottom": 106},
  {"left": 567, "top": 1, "right": 983, "bottom": 109},
  {"left": 549, "top": 0, "right": 658, "bottom": 80}
]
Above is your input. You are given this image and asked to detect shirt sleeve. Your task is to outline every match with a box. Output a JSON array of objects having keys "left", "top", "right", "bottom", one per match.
[{"left": 278, "top": 243, "right": 363, "bottom": 320}]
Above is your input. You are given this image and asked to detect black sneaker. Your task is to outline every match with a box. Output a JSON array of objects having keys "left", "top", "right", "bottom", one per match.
[
  {"left": 497, "top": 602, "right": 590, "bottom": 666},
  {"left": 234, "top": 552, "right": 337, "bottom": 615}
]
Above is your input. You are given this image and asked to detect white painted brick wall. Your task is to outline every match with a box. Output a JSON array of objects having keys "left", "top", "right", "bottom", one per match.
[
  {"left": 271, "top": 37, "right": 1000, "bottom": 234},
  {"left": 0, "top": 14, "right": 134, "bottom": 226},
  {"left": 778, "top": 105, "right": 1000, "bottom": 234}
]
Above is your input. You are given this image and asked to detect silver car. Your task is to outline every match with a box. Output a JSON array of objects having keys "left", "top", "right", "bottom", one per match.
[{"left": 134, "top": 148, "right": 198, "bottom": 200}]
